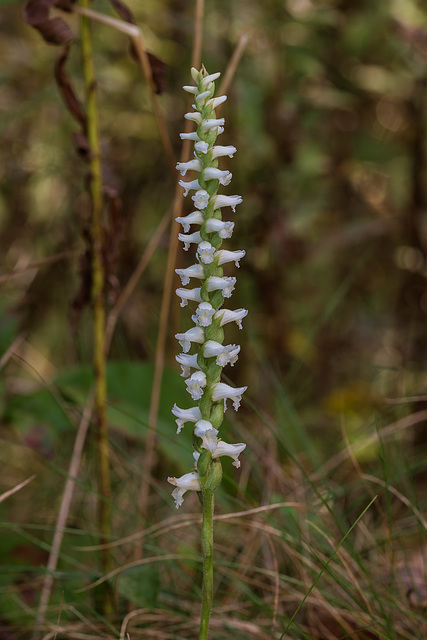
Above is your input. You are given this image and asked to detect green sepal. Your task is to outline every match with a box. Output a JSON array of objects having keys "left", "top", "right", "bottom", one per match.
[
  {"left": 199, "top": 391, "right": 213, "bottom": 417},
  {"left": 210, "top": 291, "right": 224, "bottom": 309},
  {"left": 193, "top": 430, "right": 202, "bottom": 453},
  {"left": 197, "top": 450, "right": 212, "bottom": 477},
  {"left": 202, "top": 459, "right": 223, "bottom": 493},
  {"left": 206, "top": 360, "right": 222, "bottom": 382},
  {"left": 206, "top": 179, "right": 219, "bottom": 195},
  {"left": 205, "top": 322, "right": 224, "bottom": 344},
  {"left": 209, "top": 401, "right": 225, "bottom": 429}
]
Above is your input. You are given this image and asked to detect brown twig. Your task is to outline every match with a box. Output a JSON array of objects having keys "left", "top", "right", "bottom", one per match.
[{"left": 32, "top": 391, "right": 94, "bottom": 639}]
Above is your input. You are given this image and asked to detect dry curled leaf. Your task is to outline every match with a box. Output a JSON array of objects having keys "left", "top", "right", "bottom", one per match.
[
  {"left": 54, "top": 45, "right": 87, "bottom": 129},
  {"left": 24, "top": 0, "right": 75, "bottom": 45}
]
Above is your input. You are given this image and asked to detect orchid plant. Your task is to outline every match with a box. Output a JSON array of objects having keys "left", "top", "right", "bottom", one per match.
[{"left": 167, "top": 66, "right": 248, "bottom": 639}]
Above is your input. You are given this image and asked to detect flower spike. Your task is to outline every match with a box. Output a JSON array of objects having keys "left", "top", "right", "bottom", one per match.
[{"left": 169, "top": 66, "right": 247, "bottom": 515}]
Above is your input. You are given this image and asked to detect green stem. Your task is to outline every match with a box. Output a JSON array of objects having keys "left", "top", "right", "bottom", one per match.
[
  {"left": 80, "top": 1, "right": 114, "bottom": 615},
  {"left": 199, "top": 489, "right": 215, "bottom": 640}
]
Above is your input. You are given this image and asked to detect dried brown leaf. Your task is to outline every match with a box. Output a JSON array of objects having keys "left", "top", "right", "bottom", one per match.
[
  {"left": 54, "top": 45, "right": 87, "bottom": 130},
  {"left": 24, "top": 0, "right": 74, "bottom": 45}
]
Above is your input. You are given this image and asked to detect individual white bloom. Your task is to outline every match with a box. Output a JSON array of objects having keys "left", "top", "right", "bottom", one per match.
[
  {"left": 190, "top": 67, "right": 200, "bottom": 82},
  {"left": 175, "top": 326, "right": 205, "bottom": 353},
  {"left": 175, "top": 264, "right": 204, "bottom": 285},
  {"left": 213, "top": 194, "right": 243, "bottom": 212},
  {"left": 176, "top": 353, "right": 200, "bottom": 377},
  {"left": 192, "top": 301, "right": 215, "bottom": 327},
  {"left": 180, "top": 131, "right": 199, "bottom": 141},
  {"left": 168, "top": 471, "right": 201, "bottom": 508},
  {"left": 184, "top": 111, "right": 202, "bottom": 124},
  {"left": 178, "top": 231, "right": 202, "bottom": 251},
  {"left": 171, "top": 404, "right": 202, "bottom": 434},
  {"left": 192, "top": 189, "right": 210, "bottom": 210},
  {"left": 195, "top": 90, "right": 212, "bottom": 107},
  {"left": 214, "top": 308, "right": 248, "bottom": 329},
  {"left": 176, "top": 287, "right": 202, "bottom": 307},
  {"left": 205, "top": 219, "right": 234, "bottom": 239},
  {"left": 176, "top": 158, "right": 202, "bottom": 176},
  {"left": 179, "top": 179, "right": 201, "bottom": 197},
  {"left": 216, "top": 249, "right": 246, "bottom": 267},
  {"left": 194, "top": 419, "right": 218, "bottom": 437},
  {"left": 203, "top": 168, "right": 232, "bottom": 186},
  {"left": 199, "top": 71, "right": 221, "bottom": 90},
  {"left": 206, "top": 95, "right": 227, "bottom": 109},
  {"left": 194, "top": 420, "right": 219, "bottom": 454},
  {"left": 196, "top": 241, "right": 216, "bottom": 265},
  {"left": 193, "top": 450, "right": 200, "bottom": 463},
  {"left": 212, "top": 145, "right": 237, "bottom": 159},
  {"left": 200, "top": 431, "right": 219, "bottom": 454},
  {"left": 176, "top": 211, "right": 203, "bottom": 232},
  {"left": 182, "top": 85, "right": 198, "bottom": 94},
  {"left": 203, "top": 340, "right": 240, "bottom": 367},
  {"left": 201, "top": 118, "right": 225, "bottom": 133},
  {"left": 212, "top": 382, "right": 247, "bottom": 410},
  {"left": 212, "top": 441, "right": 246, "bottom": 468},
  {"left": 216, "top": 126, "right": 224, "bottom": 135},
  {"left": 185, "top": 371, "right": 207, "bottom": 400},
  {"left": 206, "top": 276, "right": 236, "bottom": 298},
  {"left": 195, "top": 140, "right": 209, "bottom": 154}
]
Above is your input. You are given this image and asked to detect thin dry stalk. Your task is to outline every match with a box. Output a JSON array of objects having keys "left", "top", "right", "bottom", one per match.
[
  {"left": 32, "top": 392, "right": 94, "bottom": 638},
  {"left": 218, "top": 32, "right": 250, "bottom": 98},
  {"left": 0, "top": 332, "right": 27, "bottom": 370},
  {"left": 265, "top": 532, "right": 280, "bottom": 637},
  {"left": 0, "top": 474, "right": 35, "bottom": 504},
  {"left": 104, "top": 208, "right": 171, "bottom": 352},
  {"left": 0, "top": 249, "right": 79, "bottom": 284},
  {"left": 80, "top": 0, "right": 113, "bottom": 613}
]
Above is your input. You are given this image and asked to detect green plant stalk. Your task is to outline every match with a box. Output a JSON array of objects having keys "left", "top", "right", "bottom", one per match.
[
  {"left": 80, "top": 0, "right": 113, "bottom": 613},
  {"left": 199, "top": 488, "right": 214, "bottom": 640}
]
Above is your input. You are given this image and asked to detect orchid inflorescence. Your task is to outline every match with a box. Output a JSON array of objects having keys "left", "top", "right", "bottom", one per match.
[{"left": 167, "top": 66, "right": 247, "bottom": 509}]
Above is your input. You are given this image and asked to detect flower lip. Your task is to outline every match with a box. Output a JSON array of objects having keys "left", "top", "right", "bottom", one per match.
[
  {"left": 176, "top": 158, "right": 202, "bottom": 176},
  {"left": 192, "top": 301, "right": 216, "bottom": 327},
  {"left": 175, "top": 264, "right": 204, "bottom": 285},
  {"left": 201, "top": 118, "right": 225, "bottom": 132},
  {"left": 175, "top": 326, "right": 205, "bottom": 353},
  {"left": 212, "top": 382, "right": 247, "bottom": 410},
  {"left": 215, "top": 249, "right": 246, "bottom": 267},
  {"left": 203, "top": 168, "right": 232, "bottom": 186},
  {"left": 176, "top": 353, "right": 201, "bottom": 377},
  {"left": 213, "top": 194, "right": 243, "bottom": 212},
  {"left": 179, "top": 179, "right": 201, "bottom": 196},
  {"left": 214, "top": 308, "right": 248, "bottom": 329},
  {"left": 192, "top": 190, "right": 210, "bottom": 210},
  {"left": 167, "top": 471, "right": 201, "bottom": 508},
  {"left": 206, "top": 276, "right": 236, "bottom": 298},
  {"left": 205, "top": 219, "right": 235, "bottom": 239},
  {"left": 171, "top": 404, "right": 202, "bottom": 433},
  {"left": 212, "top": 441, "right": 246, "bottom": 467},
  {"left": 178, "top": 231, "right": 202, "bottom": 251},
  {"left": 185, "top": 370, "right": 207, "bottom": 401},
  {"left": 176, "top": 211, "right": 203, "bottom": 232},
  {"left": 175, "top": 287, "right": 202, "bottom": 307},
  {"left": 212, "top": 145, "right": 237, "bottom": 159}
]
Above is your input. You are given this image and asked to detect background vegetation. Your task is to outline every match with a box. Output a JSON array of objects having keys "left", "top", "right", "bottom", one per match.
[{"left": 1, "top": 0, "right": 427, "bottom": 638}]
